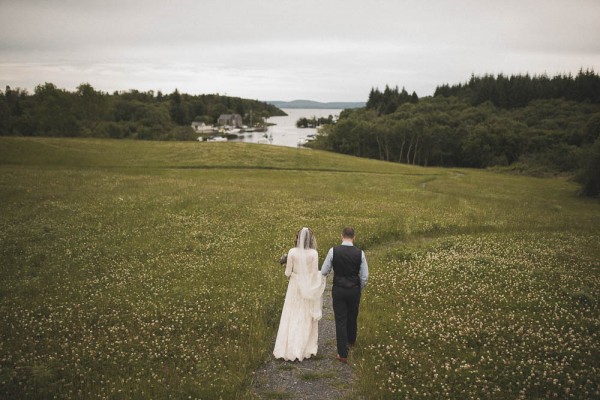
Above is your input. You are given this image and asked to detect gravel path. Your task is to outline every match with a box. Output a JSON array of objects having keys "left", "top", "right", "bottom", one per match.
[{"left": 251, "top": 284, "right": 360, "bottom": 399}]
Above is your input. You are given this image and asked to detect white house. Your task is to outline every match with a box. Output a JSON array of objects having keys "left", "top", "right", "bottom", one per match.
[{"left": 191, "top": 121, "right": 215, "bottom": 133}]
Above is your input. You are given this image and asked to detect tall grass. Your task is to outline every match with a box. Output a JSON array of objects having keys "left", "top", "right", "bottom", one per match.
[{"left": 0, "top": 137, "right": 598, "bottom": 398}]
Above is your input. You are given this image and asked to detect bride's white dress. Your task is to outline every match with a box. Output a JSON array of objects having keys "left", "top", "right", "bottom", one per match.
[{"left": 273, "top": 247, "right": 326, "bottom": 361}]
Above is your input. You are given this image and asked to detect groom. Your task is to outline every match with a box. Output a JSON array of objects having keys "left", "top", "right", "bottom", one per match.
[{"left": 321, "top": 226, "right": 369, "bottom": 363}]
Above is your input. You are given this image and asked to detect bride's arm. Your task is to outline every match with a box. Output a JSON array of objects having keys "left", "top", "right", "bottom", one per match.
[
  {"left": 284, "top": 249, "right": 294, "bottom": 277},
  {"left": 311, "top": 250, "right": 318, "bottom": 272}
]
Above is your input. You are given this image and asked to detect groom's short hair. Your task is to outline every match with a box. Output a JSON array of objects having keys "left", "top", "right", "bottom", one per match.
[{"left": 342, "top": 226, "right": 355, "bottom": 238}]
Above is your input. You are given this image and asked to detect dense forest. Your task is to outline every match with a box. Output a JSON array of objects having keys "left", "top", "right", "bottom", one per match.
[
  {"left": 0, "top": 83, "right": 285, "bottom": 140},
  {"left": 310, "top": 70, "right": 600, "bottom": 196},
  {"left": 435, "top": 69, "right": 600, "bottom": 107}
]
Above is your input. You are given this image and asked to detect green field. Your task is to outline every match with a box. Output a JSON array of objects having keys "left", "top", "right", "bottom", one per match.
[{"left": 1, "top": 137, "right": 598, "bottom": 399}]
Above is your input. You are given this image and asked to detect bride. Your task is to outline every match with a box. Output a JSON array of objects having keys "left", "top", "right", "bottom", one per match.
[{"left": 273, "top": 227, "right": 327, "bottom": 361}]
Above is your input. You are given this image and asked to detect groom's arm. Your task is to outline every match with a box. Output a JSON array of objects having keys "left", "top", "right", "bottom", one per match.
[
  {"left": 321, "top": 248, "right": 333, "bottom": 276},
  {"left": 359, "top": 251, "right": 369, "bottom": 289}
]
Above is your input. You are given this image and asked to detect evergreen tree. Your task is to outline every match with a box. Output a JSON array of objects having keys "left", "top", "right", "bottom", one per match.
[
  {"left": 169, "top": 89, "right": 187, "bottom": 125},
  {"left": 366, "top": 85, "right": 418, "bottom": 115}
]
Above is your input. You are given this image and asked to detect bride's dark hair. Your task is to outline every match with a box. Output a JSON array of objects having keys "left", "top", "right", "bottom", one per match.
[{"left": 296, "top": 227, "right": 317, "bottom": 250}]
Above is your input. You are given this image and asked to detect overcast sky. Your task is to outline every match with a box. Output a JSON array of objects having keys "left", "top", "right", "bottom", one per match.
[{"left": 1, "top": 0, "right": 599, "bottom": 102}]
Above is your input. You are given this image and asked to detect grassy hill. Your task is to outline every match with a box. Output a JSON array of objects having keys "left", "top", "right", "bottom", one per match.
[{"left": 1, "top": 137, "right": 598, "bottom": 398}]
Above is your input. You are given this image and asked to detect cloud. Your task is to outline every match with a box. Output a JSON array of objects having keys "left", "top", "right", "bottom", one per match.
[{"left": 1, "top": 0, "right": 599, "bottom": 101}]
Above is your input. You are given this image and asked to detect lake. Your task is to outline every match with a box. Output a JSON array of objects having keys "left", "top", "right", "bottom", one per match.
[{"left": 230, "top": 108, "right": 342, "bottom": 148}]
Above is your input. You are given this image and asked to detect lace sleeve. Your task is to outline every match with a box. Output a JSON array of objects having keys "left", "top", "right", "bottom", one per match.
[
  {"left": 284, "top": 248, "right": 294, "bottom": 277},
  {"left": 311, "top": 249, "right": 318, "bottom": 272}
]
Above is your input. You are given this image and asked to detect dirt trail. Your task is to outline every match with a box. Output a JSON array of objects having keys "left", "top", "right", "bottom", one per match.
[{"left": 252, "top": 285, "right": 360, "bottom": 399}]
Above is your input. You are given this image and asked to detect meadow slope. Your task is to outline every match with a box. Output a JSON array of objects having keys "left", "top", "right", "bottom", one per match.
[{"left": 0, "top": 137, "right": 598, "bottom": 399}]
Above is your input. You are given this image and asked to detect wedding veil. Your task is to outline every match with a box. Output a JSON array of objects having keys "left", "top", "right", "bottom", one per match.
[
  {"left": 296, "top": 227, "right": 316, "bottom": 250},
  {"left": 295, "top": 228, "right": 326, "bottom": 320}
]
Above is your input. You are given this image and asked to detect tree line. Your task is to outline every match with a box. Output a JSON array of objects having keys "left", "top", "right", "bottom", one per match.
[
  {"left": 366, "top": 85, "right": 419, "bottom": 115},
  {"left": 296, "top": 115, "right": 335, "bottom": 128},
  {"left": 434, "top": 69, "right": 600, "bottom": 108},
  {"left": 309, "top": 72, "right": 600, "bottom": 196},
  {"left": 0, "top": 83, "right": 286, "bottom": 140}
]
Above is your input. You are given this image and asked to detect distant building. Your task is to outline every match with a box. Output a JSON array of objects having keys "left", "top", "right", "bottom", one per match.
[
  {"left": 217, "top": 114, "right": 243, "bottom": 128},
  {"left": 191, "top": 121, "right": 215, "bottom": 133}
]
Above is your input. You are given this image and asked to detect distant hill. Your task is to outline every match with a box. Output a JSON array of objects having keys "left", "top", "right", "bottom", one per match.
[{"left": 268, "top": 99, "right": 365, "bottom": 109}]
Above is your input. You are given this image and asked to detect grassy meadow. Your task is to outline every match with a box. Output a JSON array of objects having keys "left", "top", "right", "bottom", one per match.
[{"left": 0, "top": 137, "right": 598, "bottom": 399}]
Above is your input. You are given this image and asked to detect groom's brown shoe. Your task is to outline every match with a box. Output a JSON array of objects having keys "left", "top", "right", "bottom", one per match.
[{"left": 336, "top": 354, "right": 348, "bottom": 364}]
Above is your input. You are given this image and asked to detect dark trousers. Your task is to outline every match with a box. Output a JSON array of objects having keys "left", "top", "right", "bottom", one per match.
[{"left": 332, "top": 285, "right": 361, "bottom": 358}]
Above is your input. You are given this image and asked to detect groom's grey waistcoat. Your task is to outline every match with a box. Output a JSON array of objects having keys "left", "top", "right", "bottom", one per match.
[{"left": 332, "top": 245, "right": 362, "bottom": 288}]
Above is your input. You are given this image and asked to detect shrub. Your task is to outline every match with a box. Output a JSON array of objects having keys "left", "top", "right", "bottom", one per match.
[{"left": 577, "top": 137, "right": 600, "bottom": 197}]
